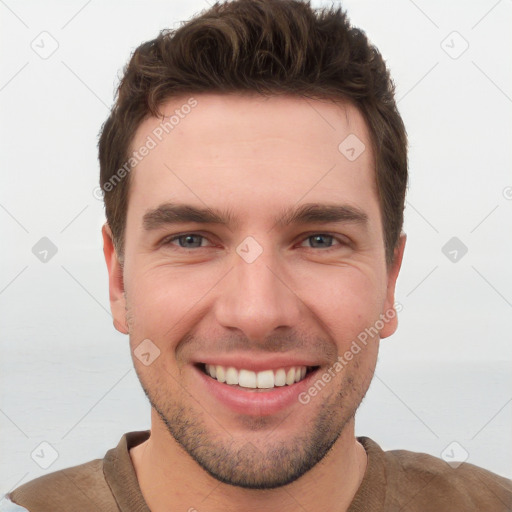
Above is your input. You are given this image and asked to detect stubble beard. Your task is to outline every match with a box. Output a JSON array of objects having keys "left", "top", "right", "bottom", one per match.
[{"left": 134, "top": 362, "right": 372, "bottom": 490}]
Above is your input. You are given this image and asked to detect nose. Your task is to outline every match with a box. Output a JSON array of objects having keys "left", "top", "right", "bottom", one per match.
[{"left": 213, "top": 246, "right": 303, "bottom": 342}]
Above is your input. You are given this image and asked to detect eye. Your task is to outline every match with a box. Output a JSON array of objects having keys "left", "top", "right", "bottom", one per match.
[
  {"left": 162, "top": 233, "right": 212, "bottom": 249},
  {"left": 299, "top": 234, "right": 346, "bottom": 250}
]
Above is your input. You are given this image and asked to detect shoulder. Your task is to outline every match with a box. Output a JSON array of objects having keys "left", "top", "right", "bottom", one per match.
[
  {"left": 383, "top": 444, "right": 512, "bottom": 510},
  {"left": 5, "top": 458, "right": 118, "bottom": 512}
]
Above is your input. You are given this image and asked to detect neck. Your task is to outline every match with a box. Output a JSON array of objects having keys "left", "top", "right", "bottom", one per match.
[{"left": 130, "top": 411, "right": 368, "bottom": 512}]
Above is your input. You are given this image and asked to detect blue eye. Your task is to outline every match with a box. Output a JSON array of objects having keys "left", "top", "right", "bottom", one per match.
[
  {"left": 302, "top": 234, "right": 337, "bottom": 249},
  {"left": 160, "top": 233, "right": 347, "bottom": 252},
  {"left": 166, "top": 234, "right": 207, "bottom": 248}
]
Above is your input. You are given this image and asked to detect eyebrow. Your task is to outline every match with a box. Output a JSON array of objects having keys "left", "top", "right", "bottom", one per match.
[
  {"left": 142, "top": 202, "right": 368, "bottom": 231},
  {"left": 143, "top": 204, "right": 238, "bottom": 231},
  {"left": 274, "top": 202, "right": 368, "bottom": 228}
]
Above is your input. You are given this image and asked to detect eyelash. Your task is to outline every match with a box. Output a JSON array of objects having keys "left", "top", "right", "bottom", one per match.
[{"left": 161, "top": 232, "right": 350, "bottom": 251}]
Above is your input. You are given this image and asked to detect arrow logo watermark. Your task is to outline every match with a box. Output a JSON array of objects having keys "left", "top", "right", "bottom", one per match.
[
  {"left": 30, "top": 441, "right": 59, "bottom": 469},
  {"left": 441, "top": 441, "right": 469, "bottom": 469},
  {"left": 442, "top": 236, "right": 468, "bottom": 263},
  {"left": 32, "top": 237, "right": 58, "bottom": 263},
  {"left": 338, "top": 133, "right": 366, "bottom": 162},
  {"left": 134, "top": 338, "right": 161, "bottom": 366},
  {"left": 236, "top": 236, "right": 263, "bottom": 263}
]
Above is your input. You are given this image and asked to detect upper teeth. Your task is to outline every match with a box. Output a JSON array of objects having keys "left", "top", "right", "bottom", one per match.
[{"left": 205, "top": 365, "right": 308, "bottom": 389}]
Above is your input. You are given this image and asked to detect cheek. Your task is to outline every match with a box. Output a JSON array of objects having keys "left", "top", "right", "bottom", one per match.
[
  {"left": 292, "top": 264, "right": 385, "bottom": 347},
  {"left": 125, "top": 261, "right": 226, "bottom": 340}
]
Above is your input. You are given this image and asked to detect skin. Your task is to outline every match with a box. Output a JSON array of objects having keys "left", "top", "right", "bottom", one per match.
[{"left": 102, "top": 93, "right": 405, "bottom": 512}]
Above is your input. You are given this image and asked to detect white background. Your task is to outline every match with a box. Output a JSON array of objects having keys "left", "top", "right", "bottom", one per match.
[{"left": 1, "top": 0, "right": 511, "bottom": 496}]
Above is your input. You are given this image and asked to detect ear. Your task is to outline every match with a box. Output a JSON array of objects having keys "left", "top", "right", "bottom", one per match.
[
  {"left": 380, "top": 233, "right": 406, "bottom": 339},
  {"left": 102, "top": 223, "right": 129, "bottom": 334}
]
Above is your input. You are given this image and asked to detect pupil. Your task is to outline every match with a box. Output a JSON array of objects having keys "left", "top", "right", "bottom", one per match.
[
  {"left": 312, "top": 235, "right": 331, "bottom": 247},
  {"left": 182, "top": 235, "right": 201, "bottom": 247}
]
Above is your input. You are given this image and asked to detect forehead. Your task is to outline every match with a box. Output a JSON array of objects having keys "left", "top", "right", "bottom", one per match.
[{"left": 127, "top": 93, "right": 378, "bottom": 228}]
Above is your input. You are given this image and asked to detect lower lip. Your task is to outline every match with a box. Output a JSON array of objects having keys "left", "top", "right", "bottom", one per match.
[{"left": 194, "top": 365, "right": 320, "bottom": 416}]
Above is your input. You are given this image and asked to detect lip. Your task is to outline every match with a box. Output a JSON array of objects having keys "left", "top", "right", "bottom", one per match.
[{"left": 193, "top": 363, "right": 321, "bottom": 416}]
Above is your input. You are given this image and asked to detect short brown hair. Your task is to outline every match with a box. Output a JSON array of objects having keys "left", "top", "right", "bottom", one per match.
[{"left": 98, "top": 0, "right": 407, "bottom": 265}]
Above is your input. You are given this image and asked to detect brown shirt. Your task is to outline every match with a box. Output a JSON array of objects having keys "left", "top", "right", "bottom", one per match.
[{"left": 6, "top": 430, "right": 512, "bottom": 511}]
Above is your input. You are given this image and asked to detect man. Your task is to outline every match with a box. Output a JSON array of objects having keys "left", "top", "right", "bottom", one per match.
[{"left": 4, "top": 0, "right": 511, "bottom": 510}]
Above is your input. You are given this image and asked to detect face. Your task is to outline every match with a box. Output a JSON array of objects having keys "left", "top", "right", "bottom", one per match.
[{"left": 103, "top": 93, "right": 404, "bottom": 489}]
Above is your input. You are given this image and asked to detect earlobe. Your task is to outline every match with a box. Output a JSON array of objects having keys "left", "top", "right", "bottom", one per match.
[
  {"left": 380, "top": 233, "right": 406, "bottom": 339},
  {"left": 102, "top": 223, "right": 129, "bottom": 335}
]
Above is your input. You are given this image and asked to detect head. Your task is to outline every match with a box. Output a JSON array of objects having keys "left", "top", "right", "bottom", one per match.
[{"left": 100, "top": 0, "right": 407, "bottom": 490}]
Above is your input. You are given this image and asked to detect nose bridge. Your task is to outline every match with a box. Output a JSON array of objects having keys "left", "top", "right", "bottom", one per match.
[{"left": 214, "top": 239, "right": 302, "bottom": 339}]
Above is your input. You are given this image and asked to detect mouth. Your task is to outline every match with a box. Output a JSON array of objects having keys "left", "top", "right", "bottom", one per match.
[
  {"left": 197, "top": 363, "right": 319, "bottom": 390},
  {"left": 192, "top": 356, "right": 323, "bottom": 415}
]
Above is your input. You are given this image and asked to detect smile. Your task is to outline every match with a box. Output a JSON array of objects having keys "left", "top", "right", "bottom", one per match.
[{"left": 200, "top": 364, "right": 317, "bottom": 389}]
